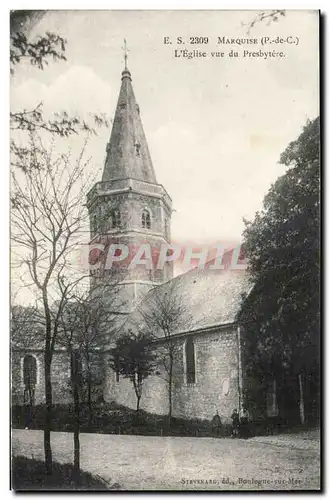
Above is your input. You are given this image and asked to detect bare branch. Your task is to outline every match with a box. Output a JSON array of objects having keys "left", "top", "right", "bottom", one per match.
[{"left": 242, "top": 10, "right": 286, "bottom": 34}]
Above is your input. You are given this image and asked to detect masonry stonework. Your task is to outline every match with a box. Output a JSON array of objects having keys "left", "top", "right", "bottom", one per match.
[
  {"left": 12, "top": 350, "right": 71, "bottom": 405},
  {"left": 103, "top": 325, "right": 240, "bottom": 423}
]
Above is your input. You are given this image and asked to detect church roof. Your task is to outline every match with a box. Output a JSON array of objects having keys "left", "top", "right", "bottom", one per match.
[
  {"left": 166, "top": 267, "right": 249, "bottom": 333},
  {"left": 127, "top": 251, "right": 250, "bottom": 338},
  {"left": 102, "top": 66, "right": 157, "bottom": 183}
]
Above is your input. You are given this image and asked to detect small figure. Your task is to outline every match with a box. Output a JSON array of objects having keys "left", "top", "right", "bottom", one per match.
[
  {"left": 212, "top": 410, "right": 222, "bottom": 438},
  {"left": 231, "top": 408, "right": 239, "bottom": 438},
  {"left": 239, "top": 406, "right": 250, "bottom": 438}
]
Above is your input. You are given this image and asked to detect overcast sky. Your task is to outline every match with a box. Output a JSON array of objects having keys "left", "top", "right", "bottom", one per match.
[{"left": 11, "top": 10, "right": 319, "bottom": 249}]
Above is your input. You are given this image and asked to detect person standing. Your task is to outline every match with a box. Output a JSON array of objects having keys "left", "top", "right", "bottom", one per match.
[
  {"left": 239, "top": 407, "right": 250, "bottom": 438},
  {"left": 212, "top": 410, "right": 222, "bottom": 438},
  {"left": 231, "top": 408, "right": 239, "bottom": 438}
]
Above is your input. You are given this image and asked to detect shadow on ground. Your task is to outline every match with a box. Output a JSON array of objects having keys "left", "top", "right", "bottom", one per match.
[{"left": 11, "top": 456, "right": 121, "bottom": 491}]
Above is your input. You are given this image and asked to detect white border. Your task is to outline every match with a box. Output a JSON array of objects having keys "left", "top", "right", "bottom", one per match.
[{"left": 3, "top": 3, "right": 326, "bottom": 500}]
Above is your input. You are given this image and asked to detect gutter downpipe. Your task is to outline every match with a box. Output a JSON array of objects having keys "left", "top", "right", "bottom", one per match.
[{"left": 237, "top": 325, "right": 243, "bottom": 412}]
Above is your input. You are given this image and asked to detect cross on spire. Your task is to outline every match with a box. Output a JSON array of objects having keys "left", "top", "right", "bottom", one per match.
[{"left": 122, "top": 39, "right": 129, "bottom": 69}]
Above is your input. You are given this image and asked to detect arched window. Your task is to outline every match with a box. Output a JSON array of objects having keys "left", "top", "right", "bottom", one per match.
[
  {"left": 23, "top": 355, "right": 37, "bottom": 405},
  {"left": 142, "top": 209, "right": 151, "bottom": 229},
  {"left": 185, "top": 338, "right": 196, "bottom": 384},
  {"left": 111, "top": 209, "right": 121, "bottom": 229}
]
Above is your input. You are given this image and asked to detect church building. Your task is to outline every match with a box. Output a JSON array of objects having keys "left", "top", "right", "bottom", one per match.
[
  {"left": 12, "top": 62, "right": 258, "bottom": 424},
  {"left": 86, "top": 62, "right": 251, "bottom": 422}
]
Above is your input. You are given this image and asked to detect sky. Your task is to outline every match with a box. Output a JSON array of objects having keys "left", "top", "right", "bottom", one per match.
[{"left": 10, "top": 10, "right": 319, "bottom": 296}]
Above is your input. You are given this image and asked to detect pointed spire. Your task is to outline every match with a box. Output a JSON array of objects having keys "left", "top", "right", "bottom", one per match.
[{"left": 102, "top": 50, "right": 157, "bottom": 184}]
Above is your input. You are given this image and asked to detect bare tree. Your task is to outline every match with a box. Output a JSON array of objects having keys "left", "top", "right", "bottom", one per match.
[
  {"left": 10, "top": 24, "right": 110, "bottom": 476},
  {"left": 54, "top": 296, "right": 84, "bottom": 483},
  {"left": 70, "top": 349, "right": 82, "bottom": 484},
  {"left": 52, "top": 275, "right": 122, "bottom": 483},
  {"left": 137, "top": 280, "right": 191, "bottom": 429},
  {"left": 11, "top": 133, "right": 93, "bottom": 474},
  {"left": 57, "top": 281, "right": 122, "bottom": 429}
]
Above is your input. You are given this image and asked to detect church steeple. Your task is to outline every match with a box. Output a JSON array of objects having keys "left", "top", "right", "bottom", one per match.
[
  {"left": 102, "top": 62, "right": 157, "bottom": 183},
  {"left": 87, "top": 54, "right": 172, "bottom": 313}
]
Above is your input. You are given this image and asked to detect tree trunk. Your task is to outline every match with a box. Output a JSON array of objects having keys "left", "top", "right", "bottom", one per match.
[
  {"left": 272, "top": 379, "right": 278, "bottom": 416},
  {"left": 71, "top": 351, "right": 80, "bottom": 484},
  {"left": 168, "top": 378, "right": 172, "bottom": 430},
  {"left": 168, "top": 352, "right": 173, "bottom": 431},
  {"left": 133, "top": 378, "right": 141, "bottom": 415},
  {"left": 44, "top": 346, "right": 53, "bottom": 475},
  {"left": 28, "top": 386, "right": 34, "bottom": 428},
  {"left": 43, "top": 292, "right": 53, "bottom": 476},
  {"left": 298, "top": 372, "right": 305, "bottom": 425},
  {"left": 86, "top": 356, "right": 92, "bottom": 430},
  {"left": 24, "top": 382, "right": 34, "bottom": 428}
]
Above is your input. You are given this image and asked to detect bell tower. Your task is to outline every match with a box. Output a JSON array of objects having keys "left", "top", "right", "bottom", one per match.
[{"left": 87, "top": 60, "right": 172, "bottom": 313}]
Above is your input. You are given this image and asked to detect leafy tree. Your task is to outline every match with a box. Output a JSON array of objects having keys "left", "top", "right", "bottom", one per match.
[
  {"left": 10, "top": 30, "right": 67, "bottom": 71},
  {"left": 238, "top": 117, "right": 320, "bottom": 424},
  {"left": 109, "top": 331, "right": 155, "bottom": 413},
  {"left": 10, "top": 29, "right": 109, "bottom": 146}
]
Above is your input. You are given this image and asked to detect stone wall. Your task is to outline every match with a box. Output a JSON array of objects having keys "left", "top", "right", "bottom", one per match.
[
  {"left": 103, "top": 324, "right": 240, "bottom": 423},
  {"left": 12, "top": 323, "right": 240, "bottom": 425},
  {"left": 103, "top": 353, "right": 168, "bottom": 415},
  {"left": 173, "top": 327, "right": 240, "bottom": 422},
  {"left": 89, "top": 188, "right": 173, "bottom": 311},
  {"left": 11, "top": 350, "right": 71, "bottom": 405}
]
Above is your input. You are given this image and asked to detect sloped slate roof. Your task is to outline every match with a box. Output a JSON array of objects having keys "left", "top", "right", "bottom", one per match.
[
  {"left": 125, "top": 257, "right": 250, "bottom": 337},
  {"left": 169, "top": 267, "right": 249, "bottom": 331},
  {"left": 102, "top": 67, "right": 157, "bottom": 184}
]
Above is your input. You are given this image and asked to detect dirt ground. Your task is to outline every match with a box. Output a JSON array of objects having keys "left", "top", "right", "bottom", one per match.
[{"left": 12, "top": 429, "right": 320, "bottom": 491}]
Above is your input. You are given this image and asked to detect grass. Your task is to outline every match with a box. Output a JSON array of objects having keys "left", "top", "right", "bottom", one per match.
[
  {"left": 12, "top": 401, "right": 319, "bottom": 438},
  {"left": 11, "top": 456, "right": 120, "bottom": 491},
  {"left": 12, "top": 401, "right": 230, "bottom": 437}
]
